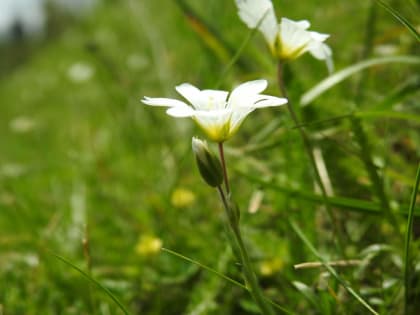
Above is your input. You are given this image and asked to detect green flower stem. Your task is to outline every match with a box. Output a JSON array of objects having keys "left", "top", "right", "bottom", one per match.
[
  {"left": 277, "top": 62, "right": 345, "bottom": 255},
  {"left": 217, "top": 186, "right": 275, "bottom": 315},
  {"left": 218, "top": 142, "right": 231, "bottom": 194},
  {"left": 217, "top": 142, "right": 274, "bottom": 315}
]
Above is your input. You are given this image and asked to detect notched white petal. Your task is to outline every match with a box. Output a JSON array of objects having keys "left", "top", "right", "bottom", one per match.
[
  {"left": 253, "top": 95, "right": 288, "bottom": 108},
  {"left": 142, "top": 97, "right": 188, "bottom": 108},
  {"left": 309, "top": 42, "right": 332, "bottom": 60},
  {"left": 230, "top": 79, "right": 267, "bottom": 98},
  {"left": 229, "top": 79, "right": 269, "bottom": 109},
  {"left": 309, "top": 43, "right": 334, "bottom": 73},
  {"left": 292, "top": 19, "right": 311, "bottom": 30},
  {"left": 166, "top": 105, "right": 195, "bottom": 117},
  {"left": 310, "top": 31, "right": 330, "bottom": 42},
  {"left": 235, "top": 0, "right": 278, "bottom": 46},
  {"left": 175, "top": 83, "right": 202, "bottom": 106},
  {"left": 200, "top": 90, "right": 229, "bottom": 102}
]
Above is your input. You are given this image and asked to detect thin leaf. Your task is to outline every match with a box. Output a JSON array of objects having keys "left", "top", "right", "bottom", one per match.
[
  {"left": 404, "top": 163, "right": 420, "bottom": 314},
  {"left": 174, "top": 0, "right": 250, "bottom": 69},
  {"left": 292, "top": 281, "right": 322, "bottom": 313},
  {"left": 162, "top": 247, "right": 247, "bottom": 290},
  {"left": 356, "top": 110, "right": 420, "bottom": 124},
  {"left": 214, "top": 7, "right": 270, "bottom": 88},
  {"left": 162, "top": 247, "right": 295, "bottom": 315},
  {"left": 301, "top": 56, "right": 420, "bottom": 106},
  {"left": 290, "top": 221, "right": 379, "bottom": 315},
  {"left": 372, "top": 75, "right": 420, "bottom": 110},
  {"left": 53, "top": 253, "right": 131, "bottom": 315},
  {"left": 375, "top": 0, "right": 420, "bottom": 41},
  {"left": 238, "top": 172, "right": 420, "bottom": 217}
]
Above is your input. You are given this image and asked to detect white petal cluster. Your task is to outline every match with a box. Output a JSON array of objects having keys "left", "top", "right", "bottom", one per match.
[
  {"left": 235, "top": 0, "right": 333, "bottom": 70},
  {"left": 142, "top": 79, "right": 287, "bottom": 142}
]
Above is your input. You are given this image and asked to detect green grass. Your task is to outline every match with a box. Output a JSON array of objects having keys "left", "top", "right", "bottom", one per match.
[{"left": 0, "top": 0, "right": 419, "bottom": 314}]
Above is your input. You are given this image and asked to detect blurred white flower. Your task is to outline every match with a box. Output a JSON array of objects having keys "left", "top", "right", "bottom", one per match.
[
  {"left": 235, "top": 0, "right": 333, "bottom": 71},
  {"left": 142, "top": 79, "right": 287, "bottom": 142},
  {"left": 0, "top": 163, "right": 26, "bottom": 178},
  {"left": 67, "top": 62, "right": 94, "bottom": 83},
  {"left": 9, "top": 116, "right": 36, "bottom": 133}
]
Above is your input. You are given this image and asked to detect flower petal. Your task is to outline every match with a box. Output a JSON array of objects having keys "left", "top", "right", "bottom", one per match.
[
  {"left": 293, "top": 20, "right": 311, "bottom": 30},
  {"left": 200, "top": 90, "right": 229, "bottom": 110},
  {"left": 279, "top": 18, "right": 313, "bottom": 59},
  {"left": 253, "top": 95, "right": 288, "bottom": 108},
  {"left": 175, "top": 83, "right": 202, "bottom": 108},
  {"left": 193, "top": 109, "right": 233, "bottom": 142},
  {"left": 228, "top": 79, "right": 268, "bottom": 108},
  {"left": 166, "top": 105, "right": 195, "bottom": 117},
  {"left": 229, "top": 107, "right": 254, "bottom": 134},
  {"left": 308, "top": 42, "right": 334, "bottom": 73},
  {"left": 142, "top": 96, "right": 188, "bottom": 108},
  {"left": 310, "top": 31, "right": 329, "bottom": 42},
  {"left": 235, "top": 0, "right": 278, "bottom": 47}
]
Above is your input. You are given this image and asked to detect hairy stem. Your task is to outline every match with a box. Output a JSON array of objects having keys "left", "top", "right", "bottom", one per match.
[
  {"left": 217, "top": 143, "right": 274, "bottom": 315},
  {"left": 218, "top": 142, "right": 231, "bottom": 195},
  {"left": 217, "top": 186, "right": 275, "bottom": 315}
]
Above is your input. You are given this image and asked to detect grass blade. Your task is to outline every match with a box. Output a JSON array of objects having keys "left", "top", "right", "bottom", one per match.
[
  {"left": 371, "top": 75, "right": 420, "bottom": 111},
  {"left": 174, "top": 0, "right": 245, "bottom": 67},
  {"left": 290, "top": 221, "right": 379, "bottom": 315},
  {"left": 162, "top": 247, "right": 295, "bottom": 315},
  {"left": 162, "top": 247, "right": 247, "bottom": 290},
  {"left": 403, "top": 163, "right": 420, "bottom": 314},
  {"left": 356, "top": 110, "right": 420, "bottom": 124},
  {"left": 214, "top": 8, "right": 270, "bottom": 88},
  {"left": 375, "top": 0, "right": 420, "bottom": 41},
  {"left": 301, "top": 56, "right": 420, "bottom": 106},
  {"left": 53, "top": 253, "right": 131, "bottom": 315},
  {"left": 238, "top": 171, "right": 420, "bottom": 217}
]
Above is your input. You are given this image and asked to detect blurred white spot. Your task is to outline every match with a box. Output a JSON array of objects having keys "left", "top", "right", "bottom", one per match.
[
  {"left": 23, "top": 253, "right": 40, "bottom": 267},
  {"left": 0, "top": 163, "right": 25, "bottom": 178},
  {"left": 126, "top": 54, "right": 148, "bottom": 71},
  {"left": 9, "top": 116, "right": 36, "bottom": 133},
  {"left": 374, "top": 44, "right": 399, "bottom": 56},
  {"left": 3, "top": 252, "right": 39, "bottom": 268},
  {"left": 248, "top": 190, "right": 264, "bottom": 214},
  {"left": 68, "top": 183, "right": 86, "bottom": 244},
  {"left": 67, "top": 62, "right": 94, "bottom": 83}
]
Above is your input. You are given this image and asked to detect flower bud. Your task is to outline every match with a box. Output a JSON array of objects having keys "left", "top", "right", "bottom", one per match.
[{"left": 192, "top": 137, "right": 223, "bottom": 187}]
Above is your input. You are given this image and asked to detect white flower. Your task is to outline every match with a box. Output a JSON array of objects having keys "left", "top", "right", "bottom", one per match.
[
  {"left": 142, "top": 79, "right": 287, "bottom": 142},
  {"left": 235, "top": 0, "right": 333, "bottom": 71}
]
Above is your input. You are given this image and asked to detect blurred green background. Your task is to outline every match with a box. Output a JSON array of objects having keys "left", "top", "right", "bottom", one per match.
[{"left": 0, "top": 0, "right": 419, "bottom": 314}]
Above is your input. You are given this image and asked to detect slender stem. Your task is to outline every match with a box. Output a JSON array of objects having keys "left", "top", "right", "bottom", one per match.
[
  {"left": 404, "top": 162, "right": 420, "bottom": 315},
  {"left": 216, "top": 142, "right": 274, "bottom": 315},
  {"left": 218, "top": 142, "right": 230, "bottom": 194},
  {"left": 277, "top": 62, "right": 345, "bottom": 255},
  {"left": 217, "top": 186, "right": 275, "bottom": 315}
]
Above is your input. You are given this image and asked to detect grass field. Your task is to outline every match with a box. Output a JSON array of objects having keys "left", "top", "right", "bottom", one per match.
[{"left": 1, "top": 0, "right": 419, "bottom": 314}]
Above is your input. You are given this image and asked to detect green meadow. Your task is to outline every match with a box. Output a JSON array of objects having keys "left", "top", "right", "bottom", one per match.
[{"left": 1, "top": 1, "right": 419, "bottom": 314}]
